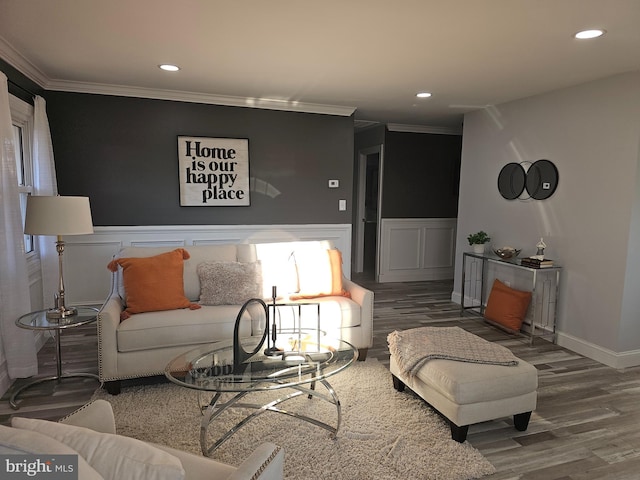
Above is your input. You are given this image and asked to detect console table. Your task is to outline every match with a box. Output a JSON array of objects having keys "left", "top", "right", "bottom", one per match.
[{"left": 460, "top": 251, "right": 561, "bottom": 345}]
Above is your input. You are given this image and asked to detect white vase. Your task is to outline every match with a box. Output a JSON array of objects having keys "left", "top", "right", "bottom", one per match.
[{"left": 472, "top": 244, "right": 485, "bottom": 254}]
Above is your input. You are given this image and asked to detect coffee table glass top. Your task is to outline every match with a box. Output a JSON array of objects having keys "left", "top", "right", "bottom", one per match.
[{"left": 165, "top": 332, "right": 357, "bottom": 393}]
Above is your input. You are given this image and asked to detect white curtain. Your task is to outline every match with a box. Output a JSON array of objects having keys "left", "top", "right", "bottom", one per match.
[
  {"left": 0, "top": 72, "right": 38, "bottom": 379},
  {"left": 33, "top": 96, "right": 59, "bottom": 307}
]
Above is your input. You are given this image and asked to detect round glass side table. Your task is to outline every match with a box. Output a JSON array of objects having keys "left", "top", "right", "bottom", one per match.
[{"left": 9, "top": 306, "right": 100, "bottom": 409}]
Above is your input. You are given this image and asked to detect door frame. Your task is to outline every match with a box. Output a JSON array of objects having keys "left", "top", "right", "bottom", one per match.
[{"left": 354, "top": 144, "right": 384, "bottom": 278}]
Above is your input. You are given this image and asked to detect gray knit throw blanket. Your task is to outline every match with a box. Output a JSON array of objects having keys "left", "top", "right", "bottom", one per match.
[{"left": 388, "top": 326, "right": 519, "bottom": 381}]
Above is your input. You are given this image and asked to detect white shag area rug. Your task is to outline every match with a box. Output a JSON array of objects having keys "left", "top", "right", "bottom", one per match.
[{"left": 94, "top": 359, "right": 495, "bottom": 480}]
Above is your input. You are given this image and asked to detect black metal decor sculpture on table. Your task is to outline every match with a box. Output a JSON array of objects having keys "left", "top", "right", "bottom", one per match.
[{"left": 232, "top": 298, "right": 268, "bottom": 373}]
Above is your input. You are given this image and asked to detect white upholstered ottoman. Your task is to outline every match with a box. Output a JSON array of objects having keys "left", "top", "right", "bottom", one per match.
[{"left": 389, "top": 327, "right": 538, "bottom": 443}]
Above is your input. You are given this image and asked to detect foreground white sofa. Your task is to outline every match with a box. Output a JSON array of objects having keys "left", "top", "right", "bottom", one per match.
[
  {"left": 99, "top": 241, "right": 374, "bottom": 394},
  {"left": 1, "top": 399, "right": 284, "bottom": 480}
]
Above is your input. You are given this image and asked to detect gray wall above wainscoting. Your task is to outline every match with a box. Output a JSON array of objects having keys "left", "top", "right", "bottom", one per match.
[
  {"left": 44, "top": 91, "right": 354, "bottom": 227},
  {"left": 382, "top": 131, "right": 461, "bottom": 218}
]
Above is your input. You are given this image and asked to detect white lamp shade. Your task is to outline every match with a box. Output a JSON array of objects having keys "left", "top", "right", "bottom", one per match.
[{"left": 24, "top": 196, "right": 94, "bottom": 236}]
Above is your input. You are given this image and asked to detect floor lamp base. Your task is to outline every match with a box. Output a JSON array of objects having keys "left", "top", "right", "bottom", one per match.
[{"left": 46, "top": 305, "right": 78, "bottom": 319}]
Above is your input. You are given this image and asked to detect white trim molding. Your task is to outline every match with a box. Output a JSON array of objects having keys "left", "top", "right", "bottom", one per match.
[
  {"left": 46, "top": 80, "right": 356, "bottom": 116},
  {"left": 378, "top": 218, "right": 456, "bottom": 283},
  {"left": 63, "top": 224, "right": 352, "bottom": 306},
  {"left": 0, "top": 36, "right": 48, "bottom": 87},
  {"left": 556, "top": 332, "right": 640, "bottom": 370},
  {"left": 0, "top": 38, "right": 355, "bottom": 117},
  {"left": 448, "top": 293, "right": 640, "bottom": 369},
  {"left": 386, "top": 123, "right": 462, "bottom": 135}
]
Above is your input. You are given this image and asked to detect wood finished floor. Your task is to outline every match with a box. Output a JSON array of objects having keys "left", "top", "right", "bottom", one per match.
[{"left": 3, "top": 277, "right": 640, "bottom": 479}]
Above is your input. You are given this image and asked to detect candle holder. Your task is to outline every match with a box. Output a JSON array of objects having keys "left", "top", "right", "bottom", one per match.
[{"left": 264, "top": 285, "right": 284, "bottom": 357}]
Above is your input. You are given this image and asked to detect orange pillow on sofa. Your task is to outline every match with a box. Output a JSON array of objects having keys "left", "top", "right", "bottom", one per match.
[
  {"left": 484, "top": 279, "right": 532, "bottom": 333},
  {"left": 107, "top": 248, "right": 200, "bottom": 320},
  {"left": 290, "top": 249, "right": 351, "bottom": 300}
]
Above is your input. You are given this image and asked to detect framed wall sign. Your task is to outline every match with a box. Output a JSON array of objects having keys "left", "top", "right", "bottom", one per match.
[{"left": 177, "top": 136, "right": 250, "bottom": 206}]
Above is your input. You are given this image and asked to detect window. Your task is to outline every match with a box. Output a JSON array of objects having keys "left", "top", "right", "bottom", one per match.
[{"left": 9, "top": 94, "right": 34, "bottom": 253}]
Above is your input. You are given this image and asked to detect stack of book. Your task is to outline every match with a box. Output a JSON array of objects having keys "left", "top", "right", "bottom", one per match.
[{"left": 520, "top": 257, "right": 554, "bottom": 268}]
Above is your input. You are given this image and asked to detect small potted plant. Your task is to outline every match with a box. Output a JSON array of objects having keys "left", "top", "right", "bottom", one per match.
[{"left": 467, "top": 231, "right": 491, "bottom": 254}]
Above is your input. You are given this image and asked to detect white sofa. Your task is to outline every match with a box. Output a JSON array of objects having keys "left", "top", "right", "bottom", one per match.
[
  {"left": 99, "top": 241, "right": 374, "bottom": 394},
  {"left": 1, "top": 399, "right": 284, "bottom": 480}
]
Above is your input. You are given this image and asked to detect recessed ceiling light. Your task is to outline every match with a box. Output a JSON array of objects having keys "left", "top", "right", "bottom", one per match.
[
  {"left": 159, "top": 64, "right": 180, "bottom": 72},
  {"left": 416, "top": 92, "right": 432, "bottom": 98},
  {"left": 574, "top": 29, "right": 605, "bottom": 39}
]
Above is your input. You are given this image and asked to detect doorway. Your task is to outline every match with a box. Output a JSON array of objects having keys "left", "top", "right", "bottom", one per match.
[{"left": 355, "top": 145, "right": 383, "bottom": 279}]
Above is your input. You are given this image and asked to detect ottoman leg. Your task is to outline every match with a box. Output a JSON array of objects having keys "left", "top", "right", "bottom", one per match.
[
  {"left": 392, "top": 375, "right": 405, "bottom": 392},
  {"left": 450, "top": 422, "right": 469, "bottom": 443},
  {"left": 514, "top": 411, "right": 532, "bottom": 431}
]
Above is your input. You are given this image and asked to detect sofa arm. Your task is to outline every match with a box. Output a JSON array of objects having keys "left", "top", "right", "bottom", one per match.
[
  {"left": 154, "top": 442, "right": 284, "bottom": 480},
  {"left": 343, "top": 278, "right": 374, "bottom": 348},
  {"left": 97, "top": 294, "right": 124, "bottom": 382},
  {"left": 59, "top": 399, "right": 116, "bottom": 434},
  {"left": 227, "top": 443, "right": 284, "bottom": 480}
]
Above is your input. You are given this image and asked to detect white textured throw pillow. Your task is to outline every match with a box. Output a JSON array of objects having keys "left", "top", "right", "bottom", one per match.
[
  {"left": 197, "top": 260, "right": 263, "bottom": 305},
  {"left": 11, "top": 417, "right": 185, "bottom": 480},
  {"left": 0, "top": 424, "right": 103, "bottom": 479}
]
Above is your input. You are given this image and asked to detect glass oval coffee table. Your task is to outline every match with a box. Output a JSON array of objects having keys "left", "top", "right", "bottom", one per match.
[{"left": 165, "top": 332, "right": 358, "bottom": 456}]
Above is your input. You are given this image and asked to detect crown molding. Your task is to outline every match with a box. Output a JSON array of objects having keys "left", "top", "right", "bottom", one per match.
[
  {"left": 0, "top": 36, "right": 355, "bottom": 117},
  {"left": 0, "top": 36, "right": 48, "bottom": 87},
  {"left": 386, "top": 123, "right": 462, "bottom": 135},
  {"left": 45, "top": 80, "right": 356, "bottom": 116},
  {"left": 354, "top": 119, "right": 382, "bottom": 130}
]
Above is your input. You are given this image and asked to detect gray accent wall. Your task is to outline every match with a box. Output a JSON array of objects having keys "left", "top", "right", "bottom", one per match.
[
  {"left": 354, "top": 126, "right": 462, "bottom": 220},
  {"left": 382, "top": 131, "right": 461, "bottom": 218},
  {"left": 44, "top": 92, "right": 354, "bottom": 226}
]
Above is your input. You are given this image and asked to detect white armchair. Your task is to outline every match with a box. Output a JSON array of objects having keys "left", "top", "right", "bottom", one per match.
[{"left": 3, "top": 399, "right": 284, "bottom": 480}]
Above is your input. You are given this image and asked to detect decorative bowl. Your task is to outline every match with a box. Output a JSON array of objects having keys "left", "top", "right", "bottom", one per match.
[{"left": 493, "top": 247, "right": 521, "bottom": 259}]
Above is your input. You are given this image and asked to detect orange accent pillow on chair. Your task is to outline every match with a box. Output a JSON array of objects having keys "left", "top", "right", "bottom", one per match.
[
  {"left": 483, "top": 279, "right": 532, "bottom": 333},
  {"left": 290, "top": 249, "right": 351, "bottom": 300},
  {"left": 107, "top": 248, "right": 200, "bottom": 320}
]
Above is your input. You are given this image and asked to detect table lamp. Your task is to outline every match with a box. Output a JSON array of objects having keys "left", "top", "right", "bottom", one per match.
[{"left": 24, "top": 195, "right": 94, "bottom": 319}]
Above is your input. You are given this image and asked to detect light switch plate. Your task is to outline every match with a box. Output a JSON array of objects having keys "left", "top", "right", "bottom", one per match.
[
  {"left": 328, "top": 179, "right": 339, "bottom": 188},
  {"left": 339, "top": 199, "right": 346, "bottom": 211}
]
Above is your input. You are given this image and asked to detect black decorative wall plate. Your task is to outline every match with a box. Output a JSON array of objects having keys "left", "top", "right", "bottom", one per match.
[
  {"left": 525, "top": 159, "right": 558, "bottom": 200},
  {"left": 497, "top": 162, "right": 526, "bottom": 200}
]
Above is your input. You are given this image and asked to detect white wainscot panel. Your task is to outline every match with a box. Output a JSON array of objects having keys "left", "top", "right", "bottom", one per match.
[
  {"left": 379, "top": 218, "right": 456, "bottom": 283},
  {"left": 63, "top": 224, "right": 351, "bottom": 305},
  {"left": 66, "top": 241, "right": 122, "bottom": 305},
  {"left": 388, "top": 228, "right": 422, "bottom": 270}
]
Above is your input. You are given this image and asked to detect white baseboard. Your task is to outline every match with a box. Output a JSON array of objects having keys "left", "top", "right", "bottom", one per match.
[
  {"left": 451, "top": 291, "right": 640, "bottom": 369},
  {"left": 556, "top": 332, "right": 640, "bottom": 369}
]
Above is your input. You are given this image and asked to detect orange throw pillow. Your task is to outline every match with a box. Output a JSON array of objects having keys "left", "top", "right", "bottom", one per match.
[
  {"left": 290, "top": 248, "right": 351, "bottom": 300},
  {"left": 107, "top": 248, "right": 200, "bottom": 320},
  {"left": 484, "top": 279, "right": 532, "bottom": 333}
]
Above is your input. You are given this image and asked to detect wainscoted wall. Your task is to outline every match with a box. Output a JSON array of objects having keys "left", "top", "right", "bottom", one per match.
[
  {"left": 63, "top": 224, "right": 351, "bottom": 305},
  {"left": 378, "top": 218, "right": 456, "bottom": 283}
]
